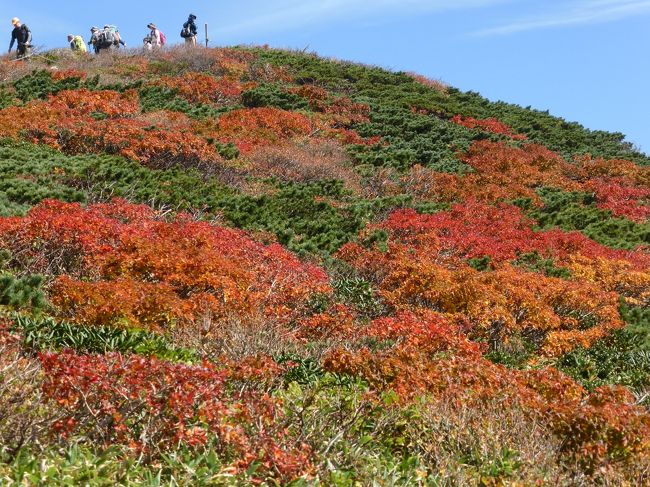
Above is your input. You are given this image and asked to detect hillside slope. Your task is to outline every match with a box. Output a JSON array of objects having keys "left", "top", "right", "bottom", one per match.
[{"left": 0, "top": 47, "right": 648, "bottom": 485}]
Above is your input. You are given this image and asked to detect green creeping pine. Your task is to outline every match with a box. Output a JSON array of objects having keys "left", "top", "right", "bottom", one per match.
[{"left": 252, "top": 47, "right": 649, "bottom": 165}]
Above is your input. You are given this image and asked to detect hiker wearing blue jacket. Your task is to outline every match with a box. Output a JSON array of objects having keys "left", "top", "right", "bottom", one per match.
[{"left": 181, "top": 14, "right": 198, "bottom": 47}]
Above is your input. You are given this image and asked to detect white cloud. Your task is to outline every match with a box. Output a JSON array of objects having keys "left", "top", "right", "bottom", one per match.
[
  {"left": 216, "top": 0, "right": 511, "bottom": 35},
  {"left": 473, "top": 0, "right": 650, "bottom": 36}
]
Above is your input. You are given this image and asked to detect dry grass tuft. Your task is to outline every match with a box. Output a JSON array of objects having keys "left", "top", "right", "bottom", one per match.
[
  {"left": 0, "top": 332, "right": 57, "bottom": 459},
  {"left": 407, "top": 72, "right": 449, "bottom": 94},
  {"left": 246, "top": 141, "right": 361, "bottom": 191},
  {"left": 170, "top": 312, "right": 300, "bottom": 362}
]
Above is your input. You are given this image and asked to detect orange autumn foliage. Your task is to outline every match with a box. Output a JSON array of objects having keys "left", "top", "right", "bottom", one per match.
[
  {"left": 154, "top": 72, "right": 251, "bottom": 105},
  {"left": 0, "top": 200, "right": 330, "bottom": 331},
  {"left": 323, "top": 312, "right": 650, "bottom": 471},
  {"left": 0, "top": 89, "right": 221, "bottom": 166},
  {"left": 399, "top": 142, "right": 649, "bottom": 221},
  {"left": 336, "top": 200, "right": 650, "bottom": 355},
  {"left": 451, "top": 114, "right": 527, "bottom": 140}
]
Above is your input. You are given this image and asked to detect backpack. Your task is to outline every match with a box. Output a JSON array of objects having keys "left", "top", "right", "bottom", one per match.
[
  {"left": 100, "top": 29, "right": 116, "bottom": 48},
  {"left": 159, "top": 31, "right": 167, "bottom": 46},
  {"left": 180, "top": 26, "right": 191, "bottom": 38},
  {"left": 105, "top": 25, "right": 122, "bottom": 45},
  {"left": 73, "top": 35, "right": 87, "bottom": 52},
  {"left": 18, "top": 25, "right": 31, "bottom": 45}
]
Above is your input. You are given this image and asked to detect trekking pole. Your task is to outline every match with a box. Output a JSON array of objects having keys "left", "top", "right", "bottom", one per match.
[
  {"left": 9, "top": 47, "right": 40, "bottom": 62},
  {"left": 205, "top": 23, "right": 209, "bottom": 47}
]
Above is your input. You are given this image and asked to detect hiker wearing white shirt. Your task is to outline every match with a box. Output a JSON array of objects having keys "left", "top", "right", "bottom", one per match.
[{"left": 147, "top": 23, "right": 166, "bottom": 49}]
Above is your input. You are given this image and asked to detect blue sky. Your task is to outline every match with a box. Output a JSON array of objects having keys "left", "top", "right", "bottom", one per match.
[{"left": 6, "top": 0, "right": 650, "bottom": 153}]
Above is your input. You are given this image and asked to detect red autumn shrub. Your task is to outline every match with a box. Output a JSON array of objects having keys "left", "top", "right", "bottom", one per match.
[
  {"left": 0, "top": 199, "right": 155, "bottom": 276},
  {"left": 0, "top": 200, "right": 331, "bottom": 330},
  {"left": 51, "top": 277, "right": 191, "bottom": 332},
  {"left": 40, "top": 351, "right": 313, "bottom": 481},
  {"left": 538, "top": 228, "right": 650, "bottom": 271},
  {"left": 451, "top": 115, "right": 528, "bottom": 140},
  {"left": 290, "top": 85, "right": 371, "bottom": 126},
  {"left": 458, "top": 141, "right": 582, "bottom": 203},
  {"left": 382, "top": 201, "right": 650, "bottom": 270},
  {"left": 383, "top": 201, "right": 542, "bottom": 262},
  {"left": 154, "top": 72, "right": 251, "bottom": 105},
  {"left": 194, "top": 107, "right": 315, "bottom": 154},
  {"left": 51, "top": 69, "right": 87, "bottom": 81},
  {"left": 323, "top": 312, "right": 650, "bottom": 471},
  {"left": 219, "top": 107, "right": 313, "bottom": 138},
  {"left": 335, "top": 200, "right": 650, "bottom": 355},
  {"left": 363, "top": 311, "right": 479, "bottom": 355},
  {"left": 195, "top": 107, "right": 377, "bottom": 155},
  {"left": 584, "top": 177, "right": 650, "bottom": 222},
  {"left": 394, "top": 141, "right": 601, "bottom": 206},
  {"left": 0, "top": 89, "right": 221, "bottom": 166},
  {"left": 521, "top": 371, "right": 650, "bottom": 472},
  {"left": 575, "top": 154, "right": 650, "bottom": 187},
  {"left": 48, "top": 88, "right": 140, "bottom": 116},
  {"left": 434, "top": 142, "right": 650, "bottom": 218},
  {"left": 296, "top": 304, "right": 358, "bottom": 341},
  {"left": 399, "top": 165, "right": 464, "bottom": 202}
]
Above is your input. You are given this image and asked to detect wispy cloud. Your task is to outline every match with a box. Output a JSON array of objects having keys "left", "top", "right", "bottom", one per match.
[
  {"left": 473, "top": 0, "right": 650, "bottom": 37},
  {"left": 217, "top": 0, "right": 510, "bottom": 35}
]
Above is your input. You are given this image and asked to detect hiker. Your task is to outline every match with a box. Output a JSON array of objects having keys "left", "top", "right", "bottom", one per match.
[
  {"left": 8, "top": 17, "right": 32, "bottom": 59},
  {"left": 104, "top": 25, "right": 126, "bottom": 48},
  {"left": 88, "top": 26, "right": 102, "bottom": 54},
  {"left": 68, "top": 34, "right": 87, "bottom": 53},
  {"left": 181, "top": 13, "right": 198, "bottom": 46},
  {"left": 89, "top": 25, "right": 122, "bottom": 54},
  {"left": 143, "top": 35, "right": 153, "bottom": 52},
  {"left": 147, "top": 23, "right": 166, "bottom": 49}
]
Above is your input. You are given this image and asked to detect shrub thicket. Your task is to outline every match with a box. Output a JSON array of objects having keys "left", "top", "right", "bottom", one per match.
[{"left": 0, "top": 47, "right": 648, "bottom": 485}]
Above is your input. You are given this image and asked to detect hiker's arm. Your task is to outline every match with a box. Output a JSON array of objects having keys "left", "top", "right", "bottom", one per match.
[
  {"left": 24, "top": 28, "right": 32, "bottom": 46},
  {"left": 8, "top": 32, "right": 15, "bottom": 52}
]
